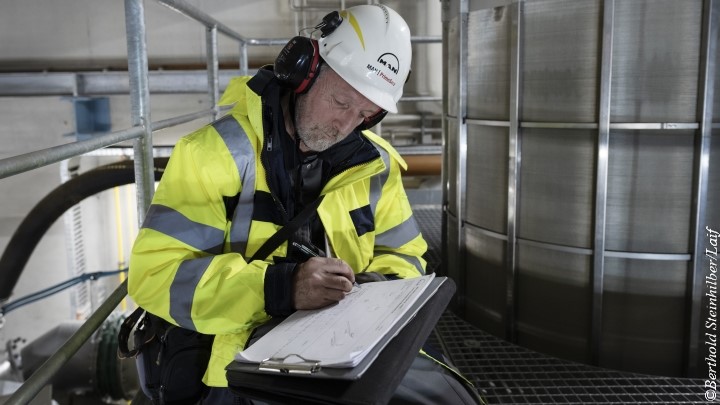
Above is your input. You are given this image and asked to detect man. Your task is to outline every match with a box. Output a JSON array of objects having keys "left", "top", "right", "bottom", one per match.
[{"left": 128, "top": 4, "right": 477, "bottom": 404}]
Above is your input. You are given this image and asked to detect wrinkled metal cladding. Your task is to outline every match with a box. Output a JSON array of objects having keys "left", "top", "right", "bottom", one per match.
[{"left": 445, "top": 0, "right": 715, "bottom": 377}]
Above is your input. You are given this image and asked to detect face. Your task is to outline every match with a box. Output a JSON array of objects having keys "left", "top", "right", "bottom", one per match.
[{"left": 294, "top": 67, "right": 381, "bottom": 152}]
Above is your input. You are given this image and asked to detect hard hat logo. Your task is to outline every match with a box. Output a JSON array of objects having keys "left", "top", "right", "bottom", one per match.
[
  {"left": 377, "top": 53, "right": 400, "bottom": 75},
  {"left": 366, "top": 52, "right": 399, "bottom": 87}
]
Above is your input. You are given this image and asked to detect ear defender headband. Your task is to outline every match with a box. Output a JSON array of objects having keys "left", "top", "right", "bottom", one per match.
[{"left": 274, "top": 11, "right": 388, "bottom": 130}]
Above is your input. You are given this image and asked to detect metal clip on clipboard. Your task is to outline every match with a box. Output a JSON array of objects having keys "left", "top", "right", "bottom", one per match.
[{"left": 259, "top": 354, "right": 322, "bottom": 375}]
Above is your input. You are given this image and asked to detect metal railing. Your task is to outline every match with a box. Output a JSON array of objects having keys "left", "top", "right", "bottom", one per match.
[
  {"left": 1, "top": 1, "right": 441, "bottom": 402},
  {"left": 1, "top": 0, "right": 247, "bottom": 402}
]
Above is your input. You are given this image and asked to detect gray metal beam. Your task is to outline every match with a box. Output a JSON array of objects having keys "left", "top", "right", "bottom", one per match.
[
  {"left": 455, "top": 0, "right": 469, "bottom": 313},
  {"left": 505, "top": 0, "right": 523, "bottom": 343},
  {"left": 0, "top": 107, "right": 216, "bottom": 180},
  {"left": 125, "top": 0, "right": 155, "bottom": 220},
  {"left": 0, "top": 126, "right": 144, "bottom": 180},
  {"left": 687, "top": 0, "right": 718, "bottom": 377},
  {"left": 0, "top": 70, "right": 247, "bottom": 96},
  {"left": 0, "top": 70, "right": 445, "bottom": 99},
  {"left": 592, "top": 0, "right": 615, "bottom": 365},
  {"left": 206, "top": 26, "right": 220, "bottom": 119},
  {"left": 157, "top": 0, "right": 248, "bottom": 43}
]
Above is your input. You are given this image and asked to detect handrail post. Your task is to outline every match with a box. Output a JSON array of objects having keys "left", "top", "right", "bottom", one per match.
[
  {"left": 240, "top": 41, "right": 249, "bottom": 77},
  {"left": 207, "top": 25, "right": 220, "bottom": 120},
  {"left": 125, "top": 0, "right": 155, "bottom": 222}
]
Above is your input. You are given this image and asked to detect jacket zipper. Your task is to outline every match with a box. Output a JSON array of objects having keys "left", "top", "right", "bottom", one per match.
[{"left": 260, "top": 102, "right": 289, "bottom": 222}]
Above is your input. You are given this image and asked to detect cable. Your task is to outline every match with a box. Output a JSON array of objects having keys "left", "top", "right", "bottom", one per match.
[{"left": 0, "top": 269, "right": 127, "bottom": 317}]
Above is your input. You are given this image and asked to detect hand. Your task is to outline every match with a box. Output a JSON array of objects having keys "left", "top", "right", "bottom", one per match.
[{"left": 293, "top": 257, "right": 355, "bottom": 310}]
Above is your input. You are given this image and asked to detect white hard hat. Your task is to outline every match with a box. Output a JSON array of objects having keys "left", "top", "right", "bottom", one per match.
[{"left": 318, "top": 4, "right": 412, "bottom": 114}]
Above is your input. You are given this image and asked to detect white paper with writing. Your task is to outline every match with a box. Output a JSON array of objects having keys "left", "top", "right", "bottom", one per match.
[{"left": 235, "top": 274, "right": 436, "bottom": 368}]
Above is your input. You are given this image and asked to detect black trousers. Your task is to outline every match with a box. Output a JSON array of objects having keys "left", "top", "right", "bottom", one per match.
[
  {"left": 201, "top": 387, "right": 265, "bottom": 404},
  {"left": 202, "top": 355, "right": 481, "bottom": 405}
]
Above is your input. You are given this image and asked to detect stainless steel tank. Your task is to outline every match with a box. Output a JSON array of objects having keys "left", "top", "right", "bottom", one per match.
[{"left": 442, "top": 0, "right": 719, "bottom": 377}]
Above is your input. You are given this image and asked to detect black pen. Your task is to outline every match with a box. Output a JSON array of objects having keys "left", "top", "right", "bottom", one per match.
[{"left": 292, "top": 241, "right": 318, "bottom": 258}]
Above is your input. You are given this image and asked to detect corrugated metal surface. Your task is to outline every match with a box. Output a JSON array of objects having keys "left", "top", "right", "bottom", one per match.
[
  {"left": 606, "top": 130, "right": 695, "bottom": 253},
  {"left": 521, "top": 0, "right": 600, "bottom": 123},
  {"left": 611, "top": 0, "right": 701, "bottom": 123},
  {"left": 444, "top": 0, "right": 716, "bottom": 377},
  {"left": 518, "top": 129, "right": 595, "bottom": 248},
  {"left": 466, "top": 125, "right": 508, "bottom": 234},
  {"left": 467, "top": 7, "right": 510, "bottom": 121}
]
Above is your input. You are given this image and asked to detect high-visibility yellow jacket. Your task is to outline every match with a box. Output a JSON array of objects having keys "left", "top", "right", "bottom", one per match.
[{"left": 128, "top": 71, "right": 427, "bottom": 387}]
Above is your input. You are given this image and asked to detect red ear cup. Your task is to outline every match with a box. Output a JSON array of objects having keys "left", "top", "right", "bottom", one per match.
[
  {"left": 293, "top": 40, "right": 320, "bottom": 94},
  {"left": 274, "top": 37, "right": 321, "bottom": 94},
  {"left": 357, "top": 109, "right": 388, "bottom": 131}
]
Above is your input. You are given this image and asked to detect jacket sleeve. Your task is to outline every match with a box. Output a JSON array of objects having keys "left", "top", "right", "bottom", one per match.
[
  {"left": 128, "top": 125, "right": 271, "bottom": 335},
  {"left": 365, "top": 152, "right": 427, "bottom": 279}
]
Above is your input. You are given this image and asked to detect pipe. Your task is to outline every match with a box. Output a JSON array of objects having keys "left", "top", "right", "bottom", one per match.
[
  {"left": 402, "top": 154, "right": 442, "bottom": 176},
  {"left": 0, "top": 159, "right": 167, "bottom": 302}
]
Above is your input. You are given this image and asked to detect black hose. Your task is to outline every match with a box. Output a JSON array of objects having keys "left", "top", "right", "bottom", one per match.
[{"left": 0, "top": 158, "right": 168, "bottom": 302}]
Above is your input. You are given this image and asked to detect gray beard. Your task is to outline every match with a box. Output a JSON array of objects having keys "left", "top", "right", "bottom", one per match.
[
  {"left": 297, "top": 127, "right": 335, "bottom": 152},
  {"left": 294, "top": 95, "right": 339, "bottom": 152}
]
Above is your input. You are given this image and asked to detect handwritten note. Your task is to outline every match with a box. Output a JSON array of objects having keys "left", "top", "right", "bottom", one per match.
[{"left": 235, "top": 274, "right": 436, "bottom": 368}]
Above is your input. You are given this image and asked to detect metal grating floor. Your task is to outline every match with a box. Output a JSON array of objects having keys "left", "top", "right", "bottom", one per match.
[
  {"left": 412, "top": 205, "right": 707, "bottom": 404},
  {"left": 433, "top": 313, "right": 706, "bottom": 404}
]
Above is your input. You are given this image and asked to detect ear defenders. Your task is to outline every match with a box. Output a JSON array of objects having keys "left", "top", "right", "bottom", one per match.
[
  {"left": 360, "top": 110, "right": 387, "bottom": 130},
  {"left": 274, "top": 11, "right": 342, "bottom": 95},
  {"left": 274, "top": 37, "right": 321, "bottom": 94},
  {"left": 274, "top": 11, "right": 387, "bottom": 130}
]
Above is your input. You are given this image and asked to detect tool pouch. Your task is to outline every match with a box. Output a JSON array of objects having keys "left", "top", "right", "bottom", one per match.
[{"left": 118, "top": 307, "right": 214, "bottom": 404}]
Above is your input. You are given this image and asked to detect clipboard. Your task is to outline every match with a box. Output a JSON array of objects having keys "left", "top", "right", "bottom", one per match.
[
  {"left": 227, "top": 276, "right": 445, "bottom": 380},
  {"left": 233, "top": 274, "right": 444, "bottom": 380},
  {"left": 225, "top": 276, "right": 456, "bottom": 404}
]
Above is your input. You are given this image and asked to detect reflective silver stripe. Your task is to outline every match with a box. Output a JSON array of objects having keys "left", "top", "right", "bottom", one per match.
[
  {"left": 375, "top": 251, "right": 425, "bottom": 275},
  {"left": 169, "top": 256, "right": 213, "bottom": 330},
  {"left": 375, "top": 214, "right": 421, "bottom": 249},
  {"left": 368, "top": 142, "right": 390, "bottom": 216},
  {"left": 142, "top": 204, "right": 224, "bottom": 254},
  {"left": 213, "top": 116, "right": 256, "bottom": 256}
]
